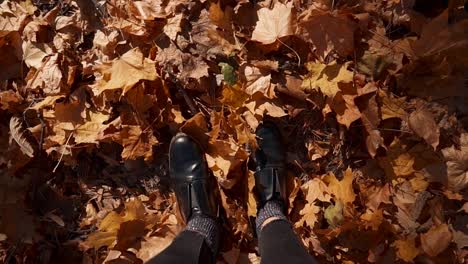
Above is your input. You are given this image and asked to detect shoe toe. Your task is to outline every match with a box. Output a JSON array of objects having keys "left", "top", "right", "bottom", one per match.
[{"left": 169, "top": 133, "right": 207, "bottom": 181}]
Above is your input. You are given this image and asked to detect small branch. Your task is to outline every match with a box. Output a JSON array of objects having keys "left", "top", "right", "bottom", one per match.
[
  {"left": 53, "top": 132, "right": 74, "bottom": 173},
  {"left": 276, "top": 38, "right": 301, "bottom": 67}
]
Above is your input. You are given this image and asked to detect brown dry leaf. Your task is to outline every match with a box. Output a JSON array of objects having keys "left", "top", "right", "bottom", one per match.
[
  {"left": 393, "top": 237, "right": 420, "bottom": 262},
  {"left": 378, "top": 90, "right": 407, "bottom": 120},
  {"left": 378, "top": 138, "right": 416, "bottom": 178},
  {"left": 324, "top": 167, "right": 356, "bottom": 204},
  {"left": 22, "top": 41, "right": 53, "bottom": 69},
  {"left": 360, "top": 208, "right": 383, "bottom": 231},
  {"left": 364, "top": 184, "right": 392, "bottom": 212},
  {"left": 0, "top": 0, "right": 30, "bottom": 38},
  {"left": 155, "top": 44, "right": 209, "bottom": 82},
  {"left": 26, "top": 54, "right": 64, "bottom": 95},
  {"left": 420, "top": 223, "right": 453, "bottom": 257},
  {"left": 93, "top": 30, "right": 119, "bottom": 55},
  {"left": 302, "top": 61, "right": 353, "bottom": 98},
  {"left": 441, "top": 133, "right": 468, "bottom": 192},
  {"left": 74, "top": 111, "right": 110, "bottom": 144},
  {"left": 86, "top": 199, "right": 146, "bottom": 249},
  {"left": 242, "top": 64, "right": 273, "bottom": 97},
  {"left": 408, "top": 109, "right": 440, "bottom": 150},
  {"left": 120, "top": 126, "right": 158, "bottom": 161},
  {"left": 163, "top": 13, "right": 183, "bottom": 41},
  {"left": 251, "top": 2, "right": 294, "bottom": 45},
  {"left": 94, "top": 48, "right": 157, "bottom": 95},
  {"left": 393, "top": 181, "right": 430, "bottom": 232},
  {"left": 297, "top": 9, "right": 357, "bottom": 58},
  {"left": 330, "top": 93, "right": 361, "bottom": 128},
  {"left": 302, "top": 177, "right": 331, "bottom": 203},
  {"left": 206, "top": 138, "right": 248, "bottom": 188},
  {"left": 361, "top": 93, "right": 385, "bottom": 157}
]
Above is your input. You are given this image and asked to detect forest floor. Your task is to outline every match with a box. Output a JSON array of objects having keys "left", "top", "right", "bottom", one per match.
[{"left": 0, "top": 0, "right": 467, "bottom": 263}]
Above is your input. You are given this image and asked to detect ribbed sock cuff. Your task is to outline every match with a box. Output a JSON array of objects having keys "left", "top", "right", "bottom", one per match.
[
  {"left": 186, "top": 215, "right": 220, "bottom": 255},
  {"left": 255, "top": 200, "right": 288, "bottom": 236}
]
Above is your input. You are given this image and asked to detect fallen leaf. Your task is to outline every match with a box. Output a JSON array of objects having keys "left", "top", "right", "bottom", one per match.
[
  {"left": 408, "top": 109, "right": 440, "bottom": 149},
  {"left": 22, "top": 41, "right": 52, "bottom": 69},
  {"left": 441, "top": 133, "right": 468, "bottom": 192},
  {"left": 251, "top": 2, "right": 294, "bottom": 45},
  {"left": 296, "top": 201, "right": 321, "bottom": 228},
  {"left": 302, "top": 61, "right": 354, "bottom": 98},
  {"left": 297, "top": 9, "right": 357, "bottom": 58},
  {"left": 324, "top": 167, "right": 356, "bottom": 204},
  {"left": 420, "top": 223, "right": 453, "bottom": 257},
  {"left": 324, "top": 201, "right": 344, "bottom": 228},
  {"left": 94, "top": 48, "right": 157, "bottom": 95},
  {"left": 360, "top": 209, "right": 383, "bottom": 231},
  {"left": 394, "top": 237, "right": 420, "bottom": 262},
  {"left": 120, "top": 126, "right": 158, "bottom": 161},
  {"left": 378, "top": 90, "right": 407, "bottom": 120}
]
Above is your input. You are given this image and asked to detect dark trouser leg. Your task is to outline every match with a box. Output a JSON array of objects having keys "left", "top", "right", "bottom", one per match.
[
  {"left": 259, "top": 220, "right": 318, "bottom": 264},
  {"left": 145, "top": 230, "right": 213, "bottom": 264}
]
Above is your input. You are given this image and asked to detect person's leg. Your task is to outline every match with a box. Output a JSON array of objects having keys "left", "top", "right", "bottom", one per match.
[
  {"left": 256, "top": 202, "right": 317, "bottom": 264},
  {"left": 253, "top": 122, "right": 318, "bottom": 264},
  {"left": 146, "top": 133, "right": 220, "bottom": 264}
]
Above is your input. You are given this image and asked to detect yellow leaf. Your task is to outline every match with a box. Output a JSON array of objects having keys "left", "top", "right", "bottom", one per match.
[
  {"left": 378, "top": 138, "right": 416, "bottom": 178},
  {"left": 94, "top": 48, "right": 157, "bottom": 95},
  {"left": 251, "top": 2, "right": 294, "bottom": 45},
  {"left": 296, "top": 202, "right": 320, "bottom": 228},
  {"left": 302, "top": 61, "right": 353, "bottom": 98},
  {"left": 378, "top": 90, "right": 407, "bottom": 120},
  {"left": 324, "top": 167, "right": 356, "bottom": 204},
  {"left": 394, "top": 238, "right": 420, "bottom": 262}
]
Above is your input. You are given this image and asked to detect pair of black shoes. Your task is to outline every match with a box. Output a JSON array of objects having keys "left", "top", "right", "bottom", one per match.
[{"left": 169, "top": 121, "right": 287, "bottom": 224}]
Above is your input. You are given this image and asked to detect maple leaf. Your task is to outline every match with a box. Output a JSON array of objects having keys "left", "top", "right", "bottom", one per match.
[
  {"left": 441, "top": 133, "right": 468, "bottom": 192},
  {"left": 251, "top": 2, "right": 294, "bottom": 45},
  {"left": 94, "top": 48, "right": 157, "bottom": 95},
  {"left": 296, "top": 202, "right": 320, "bottom": 228},
  {"left": 324, "top": 167, "right": 356, "bottom": 204},
  {"left": 120, "top": 125, "right": 158, "bottom": 161},
  {"left": 302, "top": 61, "right": 353, "bottom": 98}
]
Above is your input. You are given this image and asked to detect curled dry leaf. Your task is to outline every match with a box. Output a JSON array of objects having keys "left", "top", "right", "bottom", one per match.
[
  {"left": 441, "top": 133, "right": 468, "bottom": 192},
  {"left": 9, "top": 116, "right": 34, "bottom": 158},
  {"left": 251, "top": 2, "right": 294, "bottom": 45}
]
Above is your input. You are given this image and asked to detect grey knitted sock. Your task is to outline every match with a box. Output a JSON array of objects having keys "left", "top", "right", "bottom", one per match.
[
  {"left": 255, "top": 200, "right": 289, "bottom": 236},
  {"left": 186, "top": 215, "right": 220, "bottom": 255}
]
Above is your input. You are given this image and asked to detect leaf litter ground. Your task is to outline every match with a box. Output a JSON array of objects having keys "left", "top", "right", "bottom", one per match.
[{"left": 1, "top": 0, "right": 467, "bottom": 263}]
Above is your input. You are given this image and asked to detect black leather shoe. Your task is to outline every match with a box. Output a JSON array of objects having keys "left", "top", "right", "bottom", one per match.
[
  {"left": 169, "top": 133, "right": 217, "bottom": 222},
  {"left": 253, "top": 121, "right": 287, "bottom": 208}
]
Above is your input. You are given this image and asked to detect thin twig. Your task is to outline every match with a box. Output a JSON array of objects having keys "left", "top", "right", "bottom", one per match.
[
  {"left": 53, "top": 132, "right": 74, "bottom": 173},
  {"left": 276, "top": 38, "right": 301, "bottom": 67}
]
